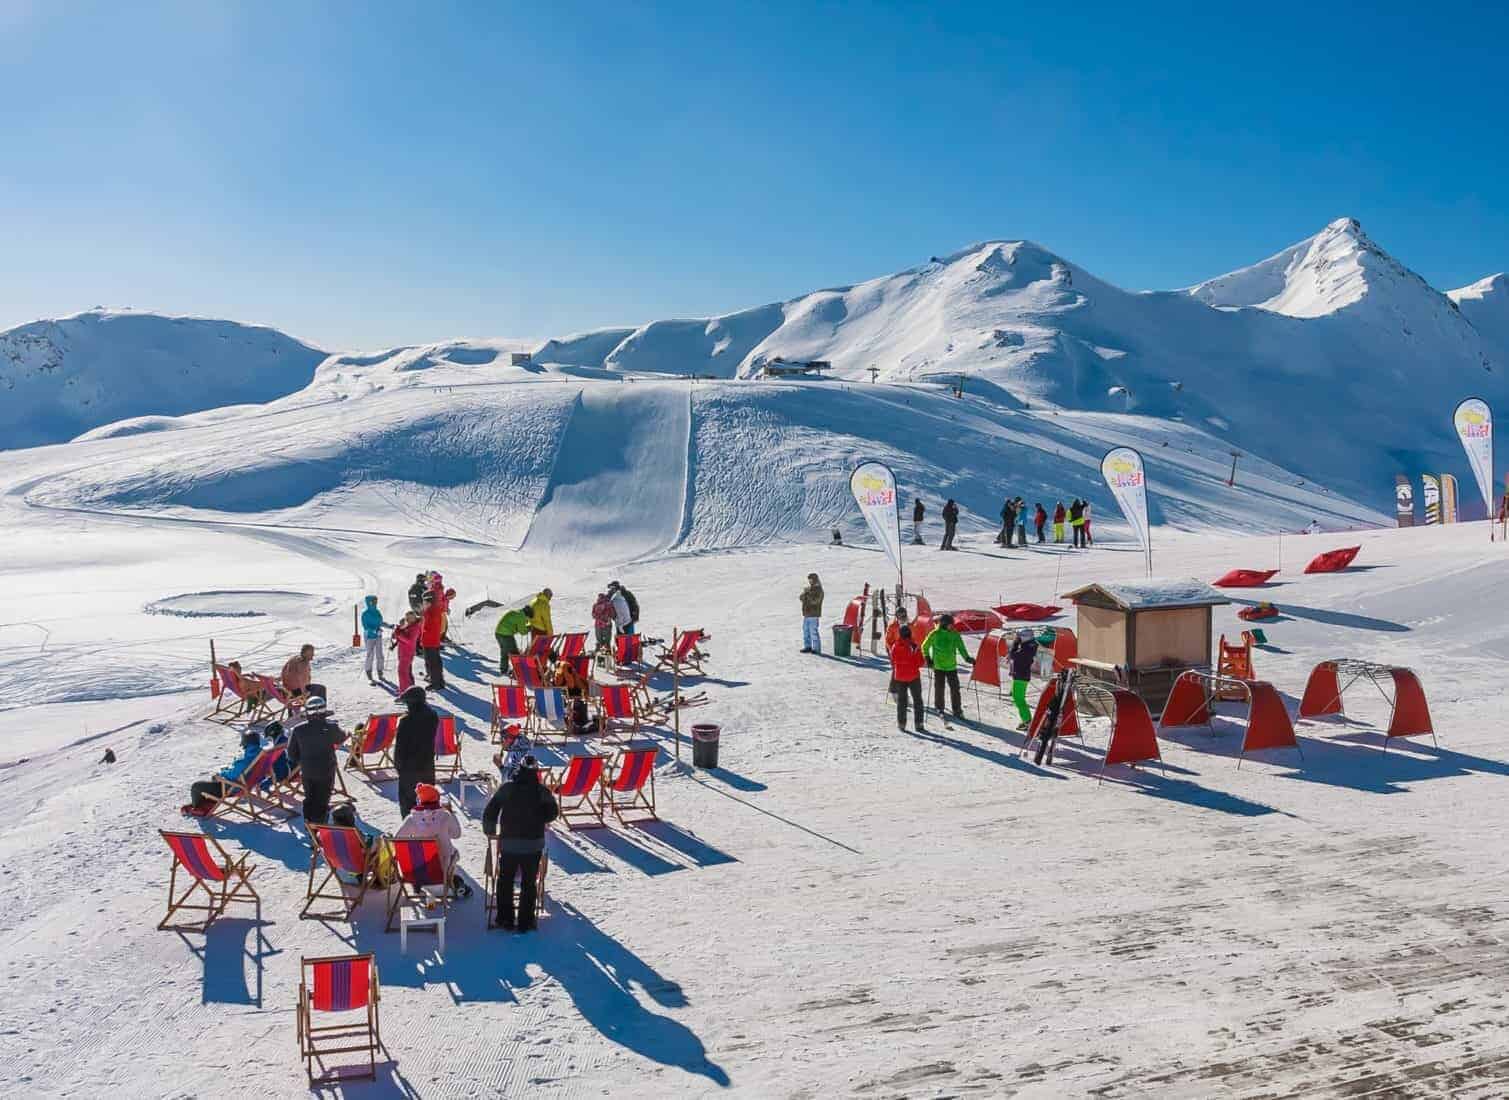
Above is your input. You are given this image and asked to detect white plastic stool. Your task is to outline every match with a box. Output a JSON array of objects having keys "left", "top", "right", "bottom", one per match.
[
  {"left": 457, "top": 772, "right": 495, "bottom": 806},
  {"left": 400, "top": 888, "right": 448, "bottom": 955}
]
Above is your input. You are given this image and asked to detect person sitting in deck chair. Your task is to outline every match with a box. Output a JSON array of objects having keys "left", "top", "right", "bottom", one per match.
[
  {"left": 554, "top": 655, "right": 589, "bottom": 699},
  {"left": 394, "top": 783, "right": 471, "bottom": 898},
  {"left": 482, "top": 756, "right": 560, "bottom": 932},
  {"left": 182, "top": 729, "right": 263, "bottom": 816}
]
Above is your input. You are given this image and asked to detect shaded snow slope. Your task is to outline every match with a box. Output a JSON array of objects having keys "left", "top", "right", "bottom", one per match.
[
  {"left": 0, "top": 309, "right": 326, "bottom": 448},
  {"left": 1451, "top": 273, "right": 1509, "bottom": 359}
]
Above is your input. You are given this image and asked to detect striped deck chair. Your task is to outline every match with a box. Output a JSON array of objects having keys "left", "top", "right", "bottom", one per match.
[
  {"left": 597, "top": 682, "right": 642, "bottom": 738},
  {"left": 302, "top": 825, "right": 377, "bottom": 921},
  {"left": 209, "top": 745, "right": 298, "bottom": 825},
  {"left": 433, "top": 715, "right": 462, "bottom": 782},
  {"left": 563, "top": 654, "right": 593, "bottom": 685},
  {"left": 482, "top": 835, "right": 550, "bottom": 928},
  {"left": 527, "top": 634, "right": 556, "bottom": 661},
  {"left": 348, "top": 714, "right": 400, "bottom": 778},
  {"left": 384, "top": 836, "right": 457, "bottom": 932},
  {"left": 556, "top": 632, "right": 589, "bottom": 660},
  {"left": 548, "top": 753, "right": 607, "bottom": 829},
  {"left": 530, "top": 687, "right": 570, "bottom": 740},
  {"left": 511, "top": 655, "right": 548, "bottom": 690},
  {"left": 653, "top": 629, "right": 708, "bottom": 677},
  {"left": 604, "top": 745, "right": 658, "bottom": 824},
  {"left": 206, "top": 664, "right": 258, "bottom": 723},
  {"left": 491, "top": 684, "right": 530, "bottom": 741},
  {"left": 297, "top": 953, "right": 381, "bottom": 1085},
  {"left": 158, "top": 830, "right": 259, "bottom": 932},
  {"left": 254, "top": 673, "right": 294, "bottom": 722},
  {"left": 614, "top": 632, "right": 644, "bottom": 669}
]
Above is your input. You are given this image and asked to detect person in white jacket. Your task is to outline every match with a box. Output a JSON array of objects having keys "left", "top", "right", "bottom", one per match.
[
  {"left": 394, "top": 783, "right": 471, "bottom": 898},
  {"left": 610, "top": 587, "right": 633, "bottom": 636}
]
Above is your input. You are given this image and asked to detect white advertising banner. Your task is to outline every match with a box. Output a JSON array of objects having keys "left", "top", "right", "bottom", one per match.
[
  {"left": 1101, "top": 446, "right": 1152, "bottom": 572},
  {"left": 849, "top": 461, "right": 904, "bottom": 584},
  {"left": 1454, "top": 398, "right": 1494, "bottom": 516}
]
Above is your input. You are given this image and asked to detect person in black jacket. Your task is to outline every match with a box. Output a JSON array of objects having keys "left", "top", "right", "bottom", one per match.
[
  {"left": 911, "top": 497, "right": 925, "bottom": 545},
  {"left": 940, "top": 499, "right": 960, "bottom": 550},
  {"left": 482, "top": 755, "right": 560, "bottom": 931},
  {"left": 285, "top": 697, "right": 347, "bottom": 824},
  {"left": 998, "top": 497, "right": 1017, "bottom": 547},
  {"left": 407, "top": 572, "right": 429, "bottom": 612},
  {"left": 394, "top": 685, "right": 438, "bottom": 817}
]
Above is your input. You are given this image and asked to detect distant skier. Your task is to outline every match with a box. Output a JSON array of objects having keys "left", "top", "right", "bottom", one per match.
[
  {"left": 1053, "top": 501, "right": 1067, "bottom": 543},
  {"left": 1015, "top": 496, "right": 1028, "bottom": 546},
  {"left": 921, "top": 613, "right": 971, "bottom": 719},
  {"left": 941, "top": 499, "right": 960, "bottom": 550},
  {"left": 391, "top": 611, "right": 421, "bottom": 694},
  {"left": 1069, "top": 499, "right": 1086, "bottom": 548},
  {"left": 998, "top": 497, "right": 1017, "bottom": 547},
  {"left": 1304, "top": 518, "right": 1321, "bottom": 535},
  {"left": 360, "top": 595, "right": 386, "bottom": 683},
  {"left": 1007, "top": 627, "right": 1039, "bottom": 731},
  {"left": 800, "top": 572, "right": 824, "bottom": 654},
  {"left": 912, "top": 498, "right": 925, "bottom": 545},
  {"left": 889, "top": 624, "right": 926, "bottom": 732},
  {"left": 1082, "top": 500, "right": 1093, "bottom": 546},
  {"left": 1034, "top": 503, "right": 1048, "bottom": 543}
]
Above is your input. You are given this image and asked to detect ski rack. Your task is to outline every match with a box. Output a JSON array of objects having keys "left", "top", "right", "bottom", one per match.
[
  {"left": 1297, "top": 659, "right": 1436, "bottom": 751},
  {"left": 1158, "top": 669, "right": 1302, "bottom": 768}
]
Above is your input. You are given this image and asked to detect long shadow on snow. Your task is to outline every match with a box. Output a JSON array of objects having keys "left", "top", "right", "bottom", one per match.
[
  {"left": 205, "top": 817, "right": 311, "bottom": 872},
  {"left": 180, "top": 915, "right": 278, "bottom": 1007},
  {"left": 310, "top": 1058, "right": 423, "bottom": 1099},
  {"left": 440, "top": 645, "right": 493, "bottom": 687},
  {"left": 575, "top": 827, "right": 684, "bottom": 876},
  {"left": 1271, "top": 730, "right": 1509, "bottom": 795},
  {"left": 627, "top": 819, "right": 738, "bottom": 868},
  {"left": 335, "top": 865, "right": 490, "bottom": 991},
  {"left": 1096, "top": 767, "right": 1292, "bottom": 818},
  {"left": 904, "top": 726, "right": 1068, "bottom": 779},
  {"left": 1226, "top": 597, "right": 1408, "bottom": 633},
  {"left": 438, "top": 900, "right": 731, "bottom": 1087}
]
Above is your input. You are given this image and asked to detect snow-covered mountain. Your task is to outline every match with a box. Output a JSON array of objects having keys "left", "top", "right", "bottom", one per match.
[
  {"left": 1450, "top": 273, "right": 1509, "bottom": 359},
  {"left": 0, "top": 309, "right": 326, "bottom": 448}
]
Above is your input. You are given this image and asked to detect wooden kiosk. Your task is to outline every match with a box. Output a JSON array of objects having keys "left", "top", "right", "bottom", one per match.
[{"left": 1061, "top": 579, "right": 1229, "bottom": 714}]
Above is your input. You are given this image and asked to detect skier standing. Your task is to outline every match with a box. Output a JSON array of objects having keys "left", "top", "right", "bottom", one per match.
[
  {"left": 1015, "top": 496, "right": 1028, "bottom": 546},
  {"left": 1053, "top": 500, "right": 1067, "bottom": 543},
  {"left": 998, "top": 497, "right": 1016, "bottom": 547},
  {"left": 391, "top": 611, "right": 421, "bottom": 694},
  {"left": 1034, "top": 502, "right": 1048, "bottom": 543},
  {"left": 527, "top": 589, "right": 554, "bottom": 640},
  {"left": 1082, "top": 500, "right": 1093, "bottom": 546},
  {"left": 912, "top": 498, "right": 925, "bottom": 545},
  {"left": 420, "top": 593, "right": 447, "bottom": 690},
  {"left": 360, "top": 595, "right": 386, "bottom": 683},
  {"left": 941, "top": 499, "right": 960, "bottom": 551},
  {"left": 609, "top": 581, "right": 640, "bottom": 635},
  {"left": 1007, "top": 627, "right": 1039, "bottom": 730},
  {"left": 1069, "top": 499, "right": 1086, "bottom": 548},
  {"left": 800, "top": 573, "right": 824, "bottom": 654},
  {"left": 889, "top": 625, "right": 926, "bottom": 732},
  {"left": 921, "top": 613, "right": 971, "bottom": 719},
  {"left": 591, "top": 591, "right": 615, "bottom": 652}
]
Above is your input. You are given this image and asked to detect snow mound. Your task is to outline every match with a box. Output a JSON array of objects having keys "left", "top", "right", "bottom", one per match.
[{"left": 0, "top": 309, "right": 326, "bottom": 449}]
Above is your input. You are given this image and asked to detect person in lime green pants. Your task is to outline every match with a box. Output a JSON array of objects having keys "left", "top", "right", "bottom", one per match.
[{"left": 1007, "top": 628, "right": 1039, "bottom": 730}]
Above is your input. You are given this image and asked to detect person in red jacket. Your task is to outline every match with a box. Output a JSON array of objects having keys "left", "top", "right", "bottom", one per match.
[
  {"left": 889, "top": 624, "right": 926, "bottom": 732},
  {"left": 420, "top": 593, "right": 447, "bottom": 691}
]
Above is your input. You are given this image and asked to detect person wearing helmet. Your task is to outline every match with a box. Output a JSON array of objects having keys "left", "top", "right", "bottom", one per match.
[
  {"left": 482, "top": 754, "right": 560, "bottom": 931},
  {"left": 285, "top": 695, "right": 347, "bottom": 824},
  {"left": 394, "top": 685, "right": 438, "bottom": 818},
  {"left": 394, "top": 782, "right": 470, "bottom": 898},
  {"left": 1007, "top": 627, "right": 1040, "bottom": 730},
  {"left": 181, "top": 728, "right": 264, "bottom": 816}
]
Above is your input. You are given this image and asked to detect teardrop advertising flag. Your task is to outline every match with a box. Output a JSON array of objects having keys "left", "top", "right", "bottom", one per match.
[
  {"left": 1453, "top": 398, "right": 1494, "bottom": 520},
  {"left": 849, "top": 461, "right": 904, "bottom": 586},
  {"left": 1101, "top": 446, "right": 1151, "bottom": 574}
]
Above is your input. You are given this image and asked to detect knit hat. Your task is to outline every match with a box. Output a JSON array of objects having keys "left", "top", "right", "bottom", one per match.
[{"left": 415, "top": 783, "right": 441, "bottom": 808}]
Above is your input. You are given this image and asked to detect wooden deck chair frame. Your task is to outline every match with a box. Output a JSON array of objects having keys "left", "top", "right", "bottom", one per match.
[
  {"left": 654, "top": 628, "right": 709, "bottom": 677},
  {"left": 253, "top": 673, "right": 294, "bottom": 723},
  {"left": 348, "top": 714, "right": 400, "bottom": 780},
  {"left": 297, "top": 953, "right": 382, "bottom": 1085},
  {"left": 302, "top": 824, "right": 377, "bottom": 921},
  {"left": 526, "top": 634, "right": 556, "bottom": 661},
  {"left": 614, "top": 631, "right": 644, "bottom": 670},
  {"left": 432, "top": 714, "right": 462, "bottom": 782},
  {"left": 548, "top": 754, "right": 608, "bottom": 829},
  {"left": 206, "top": 664, "right": 259, "bottom": 724},
  {"left": 383, "top": 837, "right": 459, "bottom": 933},
  {"left": 528, "top": 686, "right": 571, "bottom": 742},
  {"left": 482, "top": 835, "right": 551, "bottom": 927},
  {"left": 604, "top": 745, "right": 658, "bottom": 824},
  {"left": 158, "top": 830, "right": 259, "bottom": 932},
  {"left": 511, "top": 655, "right": 549, "bottom": 690},
  {"left": 490, "top": 683, "right": 531, "bottom": 741},
  {"left": 555, "top": 632, "right": 589, "bottom": 660},
  {"left": 596, "top": 682, "right": 645, "bottom": 740},
  {"left": 209, "top": 745, "right": 300, "bottom": 825}
]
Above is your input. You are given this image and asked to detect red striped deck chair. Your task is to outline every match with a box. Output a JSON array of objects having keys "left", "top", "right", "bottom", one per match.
[
  {"left": 490, "top": 683, "right": 530, "bottom": 740},
  {"left": 384, "top": 836, "right": 457, "bottom": 932},
  {"left": 298, "top": 953, "right": 381, "bottom": 1084},
  {"left": 432, "top": 714, "right": 462, "bottom": 781},
  {"left": 654, "top": 629, "right": 708, "bottom": 677},
  {"left": 303, "top": 824, "right": 377, "bottom": 921},
  {"left": 254, "top": 673, "right": 294, "bottom": 722},
  {"left": 206, "top": 664, "right": 258, "bottom": 723},
  {"left": 511, "top": 655, "right": 548, "bottom": 690},
  {"left": 349, "top": 714, "right": 400, "bottom": 778},
  {"left": 210, "top": 745, "right": 298, "bottom": 824},
  {"left": 604, "top": 745, "right": 658, "bottom": 823},
  {"left": 158, "top": 830, "right": 259, "bottom": 932},
  {"left": 527, "top": 633, "right": 556, "bottom": 661},
  {"left": 564, "top": 654, "right": 593, "bottom": 684},
  {"left": 530, "top": 687, "right": 570, "bottom": 739},
  {"left": 556, "top": 632, "right": 588, "bottom": 660},
  {"left": 597, "top": 682, "right": 641, "bottom": 738},
  {"left": 548, "top": 754, "right": 607, "bottom": 829},
  {"left": 483, "top": 835, "right": 550, "bottom": 927},
  {"left": 614, "top": 632, "right": 644, "bottom": 669}
]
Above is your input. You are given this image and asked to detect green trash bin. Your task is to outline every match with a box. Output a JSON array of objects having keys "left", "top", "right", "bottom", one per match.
[{"left": 831, "top": 624, "right": 853, "bottom": 657}]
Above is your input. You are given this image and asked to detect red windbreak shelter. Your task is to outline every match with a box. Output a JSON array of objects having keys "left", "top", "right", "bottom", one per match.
[{"left": 1297, "top": 659, "right": 1435, "bottom": 749}]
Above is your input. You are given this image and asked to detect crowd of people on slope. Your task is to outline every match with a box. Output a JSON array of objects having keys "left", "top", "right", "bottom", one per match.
[{"left": 909, "top": 495, "right": 1095, "bottom": 552}]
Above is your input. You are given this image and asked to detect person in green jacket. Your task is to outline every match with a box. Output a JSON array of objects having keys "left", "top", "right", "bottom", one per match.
[
  {"left": 495, "top": 606, "right": 532, "bottom": 675},
  {"left": 921, "top": 614, "right": 972, "bottom": 719}
]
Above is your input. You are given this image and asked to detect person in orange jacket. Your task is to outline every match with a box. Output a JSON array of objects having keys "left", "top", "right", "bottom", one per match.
[{"left": 889, "top": 624, "right": 926, "bottom": 732}]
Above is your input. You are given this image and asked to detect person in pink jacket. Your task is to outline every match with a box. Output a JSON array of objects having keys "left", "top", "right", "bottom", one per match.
[
  {"left": 394, "top": 783, "right": 471, "bottom": 897},
  {"left": 390, "top": 611, "right": 422, "bottom": 695}
]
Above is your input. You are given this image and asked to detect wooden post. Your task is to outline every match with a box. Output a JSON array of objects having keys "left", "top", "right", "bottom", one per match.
[{"left": 672, "top": 628, "right": 681, "bottom": 763}]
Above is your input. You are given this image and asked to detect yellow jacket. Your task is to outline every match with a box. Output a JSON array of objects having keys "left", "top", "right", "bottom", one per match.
[{"left": 528, "top": 592, "right": 553, "bottom": 634}]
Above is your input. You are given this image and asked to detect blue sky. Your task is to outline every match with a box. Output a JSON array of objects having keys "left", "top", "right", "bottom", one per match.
[{"left": 3, "top": 2, "right": 1506, "bottom": 350}]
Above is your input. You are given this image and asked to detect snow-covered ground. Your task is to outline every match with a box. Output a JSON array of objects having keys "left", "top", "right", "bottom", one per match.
[{"left": 5, "top": 421, "right": 1509, "bottom": 1096}]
